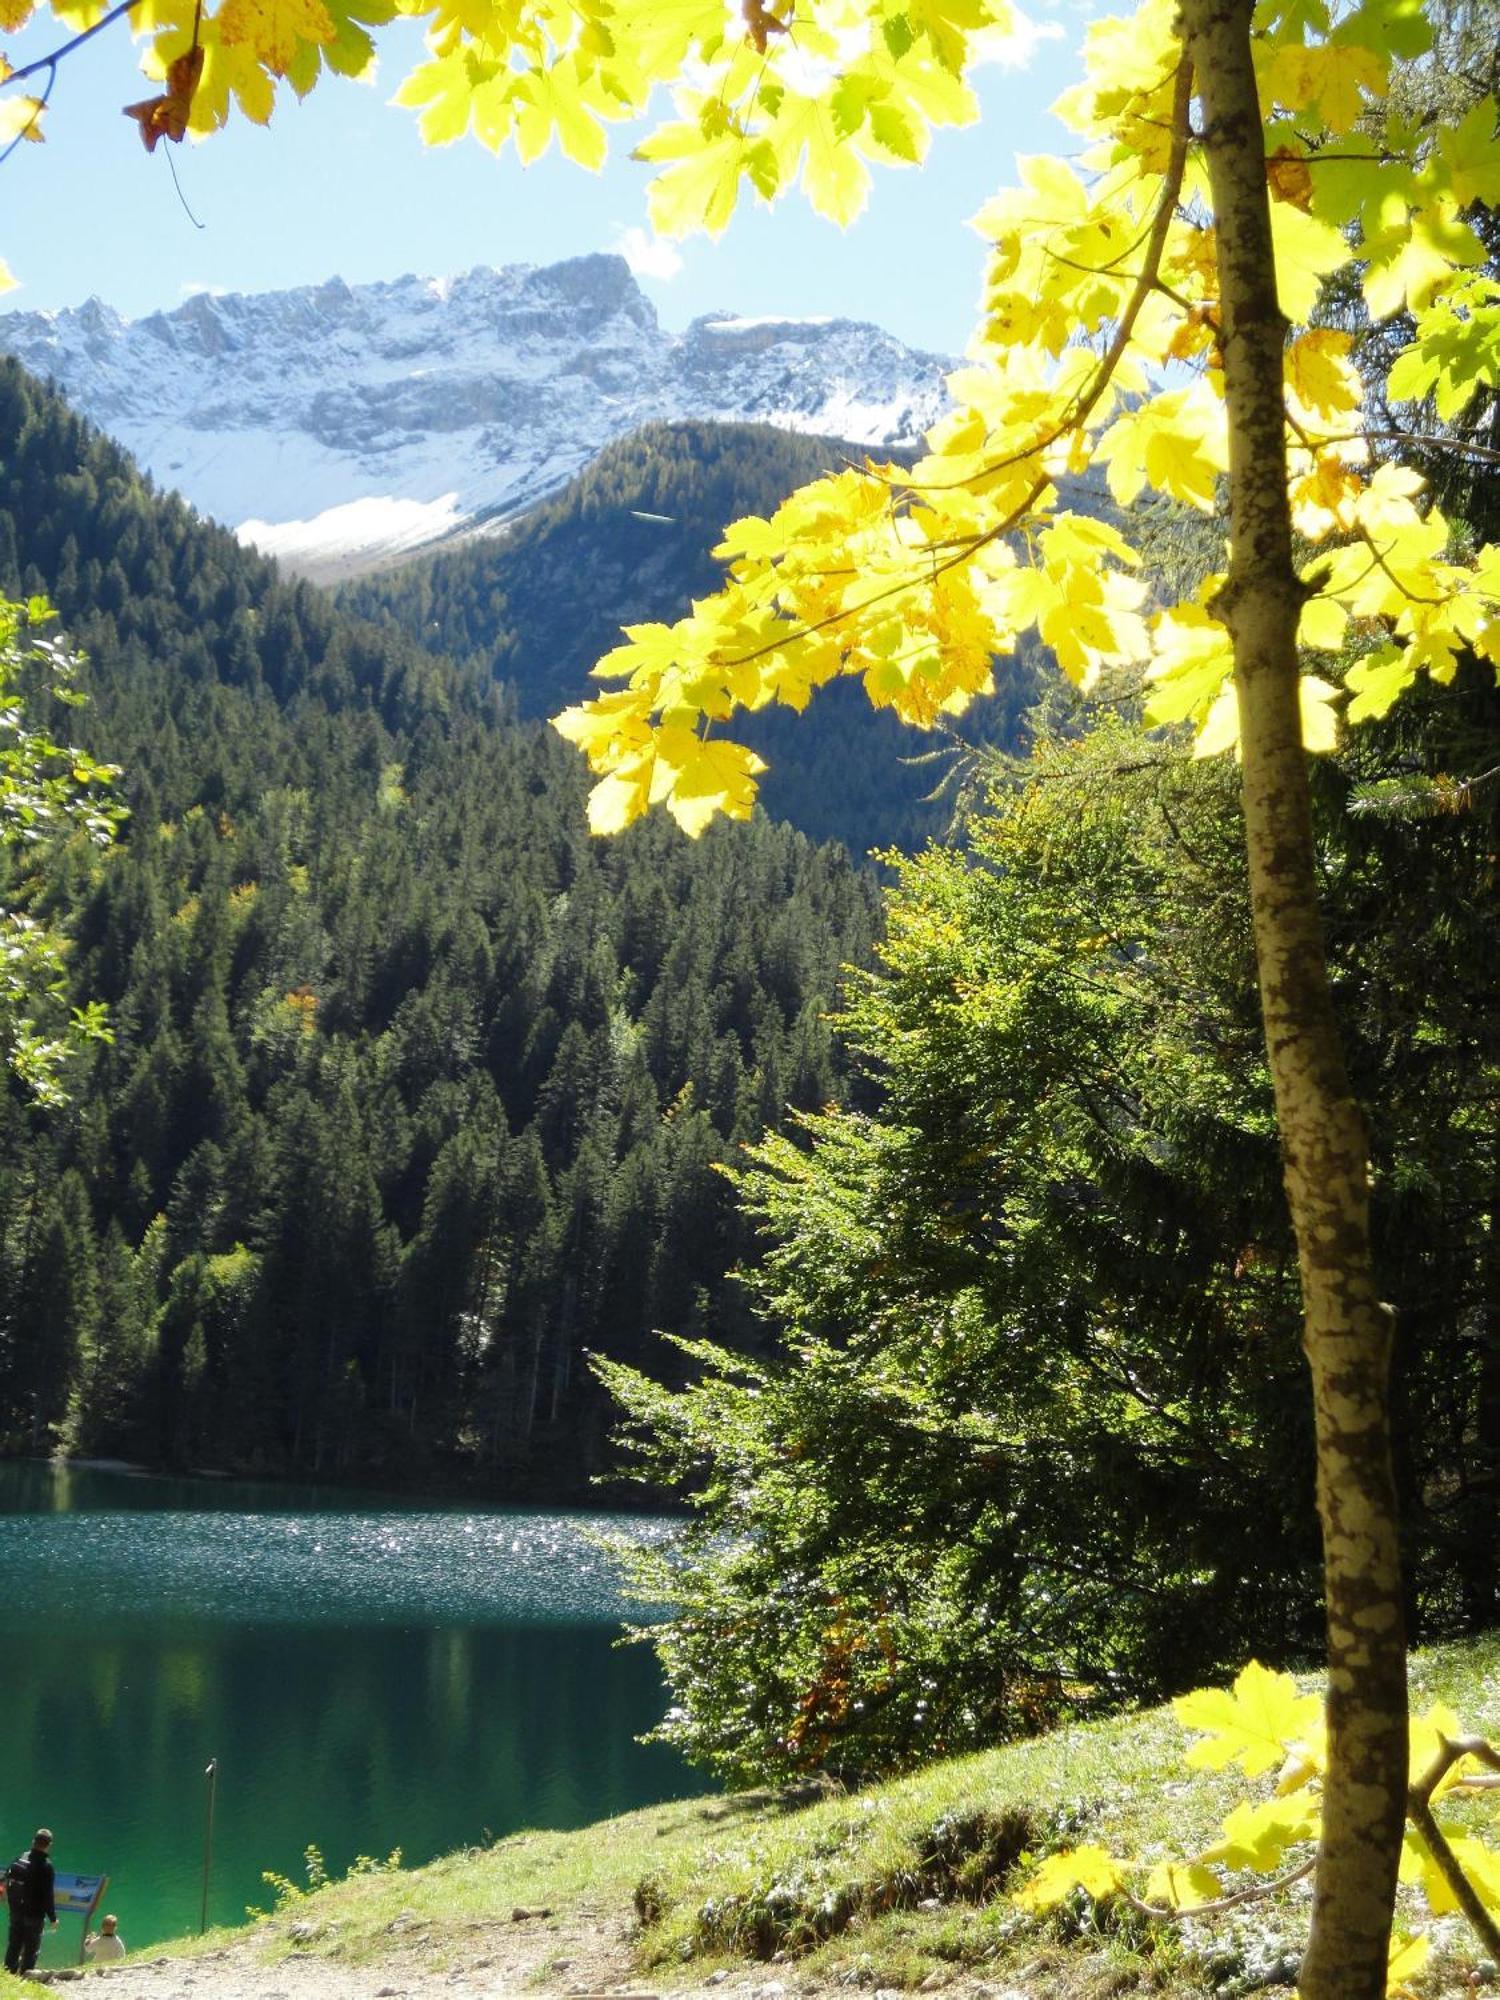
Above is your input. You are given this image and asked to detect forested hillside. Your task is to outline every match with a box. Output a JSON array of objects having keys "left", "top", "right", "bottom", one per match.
[
  {"left": 0, "top": 363, "right": 881, "bottom": 1494},
  {"left": 344, "top": 422, "right": 1051, "bottom": 854}
]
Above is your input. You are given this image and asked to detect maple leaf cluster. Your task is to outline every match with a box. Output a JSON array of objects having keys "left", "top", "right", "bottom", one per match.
[{"left": 1014, "top": 1660, "right": 1500, "bottom": 1996}]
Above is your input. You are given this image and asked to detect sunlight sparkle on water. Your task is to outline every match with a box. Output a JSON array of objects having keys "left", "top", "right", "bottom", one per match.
[{"left": 0, "top": 1503, "right": 674, "bottom": 1626}]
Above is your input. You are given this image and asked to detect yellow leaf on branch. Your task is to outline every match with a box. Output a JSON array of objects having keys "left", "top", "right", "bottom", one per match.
[
  {"left": 0, "top": 92, "right": 47, "bottom": 141},
  {"left": 1013, "top": 1844, "right": 1125, "bottom": 1911},
  {"left": 217, "top": 0, "right": 334, "bottom": 75},
  {"left": 1201, "top": 1794, "right": 1318, "bottom": 1873},
  {"left": 1143, "top": 1860, "right": 1222, "bottom": 1908},
  {"left": 1176, "top": 1661, "right": 1322, "bottom": 1775}
]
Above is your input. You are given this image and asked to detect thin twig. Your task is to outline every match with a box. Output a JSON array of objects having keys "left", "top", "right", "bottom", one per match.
[
  {"left": 1322, "top": 427, "right": 1500, "bottom": 468},
  {"left": 3, "top": 0, "right": 142, "bottom": 88},
  {"left": 162, "top": 132, "right": 206, "bottom": 227},
  {"left": 1, "top": 0, "right": 144, "bottom": 168}
]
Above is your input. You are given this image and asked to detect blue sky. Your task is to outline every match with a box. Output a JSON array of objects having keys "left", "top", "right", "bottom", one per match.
[{"left": 0, "top": 10, "right": 1083, "bottom": 353}]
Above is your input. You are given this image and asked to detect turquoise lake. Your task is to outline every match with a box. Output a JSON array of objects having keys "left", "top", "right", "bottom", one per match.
[{"left": 0, "top": 1463, "right": 703, "bottom": 1966}]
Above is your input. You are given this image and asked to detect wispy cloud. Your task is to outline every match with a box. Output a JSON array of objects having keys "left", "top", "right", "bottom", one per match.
[
  {"left": 985, "top": 5, "right": 1067, "bottom": 66},
  {"left": 180, "top": 281, "right": 229, "bottom": 299},
  {"left": 614, "top": 227, "right": 684, "bottom": 283}
]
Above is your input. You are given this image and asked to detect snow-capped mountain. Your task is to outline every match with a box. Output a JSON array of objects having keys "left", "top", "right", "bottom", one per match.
[{"left": 0, "top": 255, "right": 954, "bottom": 580}]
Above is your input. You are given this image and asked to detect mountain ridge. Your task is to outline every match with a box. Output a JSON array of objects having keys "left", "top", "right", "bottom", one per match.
[{"left": 0, "top": 253, "right": 954, "bottom": 580}]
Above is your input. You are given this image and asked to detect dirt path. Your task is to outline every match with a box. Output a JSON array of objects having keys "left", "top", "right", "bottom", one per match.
[
  {"left": 25, "top": 1911, "right": 820, "bottom": 2000},
  {"left": 26, "top": 1899, "right": 651, "bottom": 2000}
]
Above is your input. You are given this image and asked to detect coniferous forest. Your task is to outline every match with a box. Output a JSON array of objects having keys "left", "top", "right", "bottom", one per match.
[{"left": 0, "top": 362, "right": 881, "bottom": 1494}]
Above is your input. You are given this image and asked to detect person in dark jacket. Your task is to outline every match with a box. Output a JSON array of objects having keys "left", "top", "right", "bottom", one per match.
[{"left": 4, "top": 1827, "right": 58, "bottom": 1973}]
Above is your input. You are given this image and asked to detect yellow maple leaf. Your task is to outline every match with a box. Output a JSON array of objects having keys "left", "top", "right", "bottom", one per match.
[
  {"left": 1298, "top": 592, "right": 1347, "bottom": 652},
  {"left": 1285, "top": 328, "right": 1362, "bottom": 421},
  {"left": 1362, "top": 193, "right": 1486, "bottom": 320},
  {"left": 585, "top": 759, "right": 654, "bottom": 836},
  {"left": 1013, "top": 1845, "right": 1124, "bottom": 1911},
  {"left": 553, "top": 687, "right": 656, "bottom": 767},
  {"left": 1290, "top": 454, "right": 1362, "bottom": 541},
  {"left": 1203, "top": 1794, "right": 1318, "bottom": 1873},
  {"left": 1300, "top": 675, "right": 1342, "bottom": 752},
  {"left": 1143, "top": 1860, "right": 1221, "bottom": 1908},
  {"left": 656, "top": 733, "right": 767, "bottom": 836},
  {"left": 640, "top": 125, "right": 765, "bottom": 238},
  {"left": 1264, "top": 39, "right": 1386, "bottom": 132},
  {"left": 1386, "top": 1930, "right": 1430, "bottom": 1995},
  {"left": 1095, "top": 387, "right": 1227, "bottom": 510},
  {"left": 513, "top": 58, "right": 608, "bottom": 170},
  {"left": 216, "top": 0, "right": 334, "bottom": 78},
  {"left": 1176, "top": 1662, "right": 1322, "bottom": 1774},
  {"left": 1146, "top": 603, "right": 1234, "bottom": 727},
  {"left": 393, "top": 48, "right": 505, "bottom": 146},
  {"left": 0, "top": 93, "right": 46, "bottom": 142},
  {"left": 1269, "top": 200, "right": 1352, "bottom": 320},
  {"left": 1345, "top": 644, "right": 1416, "bottom": 723}
]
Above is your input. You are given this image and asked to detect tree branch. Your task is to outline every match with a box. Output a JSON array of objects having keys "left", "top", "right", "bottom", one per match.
[
  {"left": 0, "top": 0, "right": 142, "bottom": 166},
  {"left": 1407, "top": 1733, "right": 1500, "bottom": 1961},
  {"left": 3, "top": 0, "right": 141, "bottom": 89}
]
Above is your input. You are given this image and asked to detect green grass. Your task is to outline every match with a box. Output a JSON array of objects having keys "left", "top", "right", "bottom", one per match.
[{"left": 141, "top": 1630, "right": 1500, "bottom": 1997}]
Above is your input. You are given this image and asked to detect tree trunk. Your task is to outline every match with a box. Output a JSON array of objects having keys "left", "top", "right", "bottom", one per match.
[{"left": 1176, "top": 2, "right": 1408, "bottom": 1993}]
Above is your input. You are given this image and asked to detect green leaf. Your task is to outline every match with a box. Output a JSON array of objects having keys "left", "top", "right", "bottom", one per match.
[{"left": 882, "top": 11, "right": 915, "bottom": 60}]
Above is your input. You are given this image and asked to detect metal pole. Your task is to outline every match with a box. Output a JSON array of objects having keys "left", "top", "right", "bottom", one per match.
[{"left": 200, "top": 1759, "right": 218, "bottom": 1934}]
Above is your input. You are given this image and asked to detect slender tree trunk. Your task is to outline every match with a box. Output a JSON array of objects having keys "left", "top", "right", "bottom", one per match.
[
  {"left": 1471, "top": 1182, "right": 1500, "bottom": 1623},
  {"left": 1176, "top": 3, "right": 1408, "bottom": 1993}
]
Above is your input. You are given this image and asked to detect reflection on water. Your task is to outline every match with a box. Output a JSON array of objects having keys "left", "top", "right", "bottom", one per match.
[{"left": 0, "top": 1464, "right": 701, "bottom": 1963}]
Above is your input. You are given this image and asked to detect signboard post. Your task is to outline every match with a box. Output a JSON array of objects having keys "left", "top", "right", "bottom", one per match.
[
  {"left": 52, "top": 1871, "right": 109, "bottom": 1965},
  {"left": 201, "top": 1757, "right": 218, "bottom": 1934}
]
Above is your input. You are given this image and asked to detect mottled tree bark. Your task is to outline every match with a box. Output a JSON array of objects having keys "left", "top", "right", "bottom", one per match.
[{"left": 1176, "top": 1, "right": 1408, "bottom": 1993}]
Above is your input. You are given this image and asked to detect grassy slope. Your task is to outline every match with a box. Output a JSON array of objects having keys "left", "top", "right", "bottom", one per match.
[{"left": 157, "top": 1632, "right": 1500, "bottom": 1998}]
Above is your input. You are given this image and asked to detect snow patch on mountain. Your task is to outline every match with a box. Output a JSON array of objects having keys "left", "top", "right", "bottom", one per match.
[
  {"left": 239, "top": 494, "right": 467, "bottom": 578},
  {"left": 0, "top": 255, "right": 954, "bottom": 579}
]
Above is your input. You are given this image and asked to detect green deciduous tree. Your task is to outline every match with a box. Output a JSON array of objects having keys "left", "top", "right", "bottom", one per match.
[
  {"left": 0, "top": 595, "right": 120, "bottom": 1100},
  {"left": 602, "top": 710, "right": 1499, "bottom": 1825}
]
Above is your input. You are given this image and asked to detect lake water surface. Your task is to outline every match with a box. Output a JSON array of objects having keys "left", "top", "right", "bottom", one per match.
[{"left": 0, "top": 1463, "right": 702, "bottom": 1965}]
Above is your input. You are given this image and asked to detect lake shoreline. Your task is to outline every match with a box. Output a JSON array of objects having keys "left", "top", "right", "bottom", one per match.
[
  {"left": 10, "top": 1449, "right": 683, "bottom": 1518},
  {"left": 1, "top": 1462, "right": 699, "bottom": 1965}
]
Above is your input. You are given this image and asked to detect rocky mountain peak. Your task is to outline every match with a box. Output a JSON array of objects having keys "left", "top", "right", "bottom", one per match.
[{"left": 0, "top": 256, "right": 952, "bottom": 580}]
